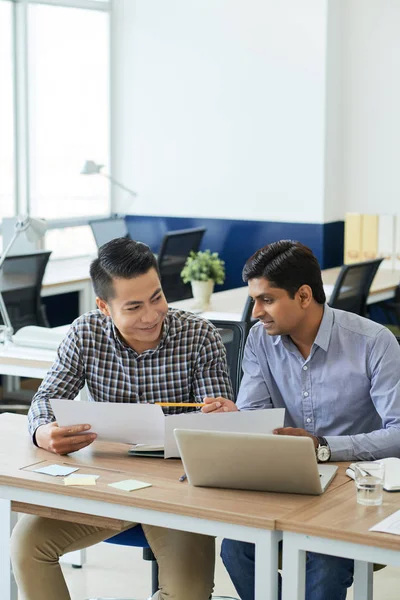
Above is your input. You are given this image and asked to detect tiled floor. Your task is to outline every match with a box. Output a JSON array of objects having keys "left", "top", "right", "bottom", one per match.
[{"left": 61, "top": 538, "right": 400, "bottom": 600}]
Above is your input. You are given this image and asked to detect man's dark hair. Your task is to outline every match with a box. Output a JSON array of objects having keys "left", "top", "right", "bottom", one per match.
[
  {"left": 242, "top": 240, "right": 326, "bottom": 304},
  {"left": 90, "top": 237, "right": 160, "bottom": 301}
]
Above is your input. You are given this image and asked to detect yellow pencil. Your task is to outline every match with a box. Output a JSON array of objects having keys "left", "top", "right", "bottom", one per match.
[{"left": 155, "top": 402, "right": 205, "bottom": 407}]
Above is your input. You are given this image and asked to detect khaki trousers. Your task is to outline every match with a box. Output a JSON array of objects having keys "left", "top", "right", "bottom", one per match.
[{"left": 11, "top": 515, "right": 215, "bottom": 600}]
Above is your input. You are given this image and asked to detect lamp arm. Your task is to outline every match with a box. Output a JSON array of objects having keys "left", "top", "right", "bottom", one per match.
[
  {"left": 0, "top": 292, "right": 13, "bottom": 333},
  {"left": 101, "top": 173, "right": 137, "bottom": 197},
  {"left": 0, "top": 229, "right": 20, "bottom": 271},
  {"left": 0, "top": 227, "right": 22, "bottom": 337}
]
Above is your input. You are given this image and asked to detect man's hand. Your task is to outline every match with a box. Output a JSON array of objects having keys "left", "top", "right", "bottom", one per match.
[
  {"left": 273, "top": 427, "right": 318, "bottom": 449},
  {"left": 201, "top": 397, "right": 238, "bottom": 413},
  {"left": 35, "top": 422, "right": 97, "bottom": 455}
]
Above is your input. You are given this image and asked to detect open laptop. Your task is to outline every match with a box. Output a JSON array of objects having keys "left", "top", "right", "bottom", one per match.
[{"left": 174, "top": 429, "right": 337, "bottom": 495}]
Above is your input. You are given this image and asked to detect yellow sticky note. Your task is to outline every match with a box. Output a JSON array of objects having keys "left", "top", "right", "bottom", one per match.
[
  {"left": 64, "top": 475, "right": 97, "bottom": 486},
  {"left": 108, "top": 479, "right": 152, "bottom": 492}
]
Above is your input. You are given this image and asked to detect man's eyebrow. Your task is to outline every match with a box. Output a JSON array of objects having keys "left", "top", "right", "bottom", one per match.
[
  {"left": 122, "top": 288, "right": 162, "bottom": 307},
  {"left": 252, "top": 292, "right": 275, "bottom": 300}
]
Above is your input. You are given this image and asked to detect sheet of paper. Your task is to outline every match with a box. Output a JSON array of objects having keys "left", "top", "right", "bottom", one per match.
[
  {"left": 33, "top": 464, "right": 79, "bottom": 477},
  {"left": 369, "top": 509, "right": 400, "bottom": 535},
  {"left": 64, "top": 476, "right": 97, "bottom": 486},
  {"left": 164, "top": 408, "right": 285, "bottom": 458},
  {"left": 50, "top": 399, "right": 165, "bottom": 445},
  {"left": 108, "top": 479, "right": 152, "bottom": 492}
]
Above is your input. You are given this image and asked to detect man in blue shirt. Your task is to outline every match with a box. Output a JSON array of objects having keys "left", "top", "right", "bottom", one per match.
[{"left": 203, "top": 239, "right": 400, "bottom": 600}]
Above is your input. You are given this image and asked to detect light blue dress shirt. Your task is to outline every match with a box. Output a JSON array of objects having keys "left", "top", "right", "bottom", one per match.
[{"left": 237, "top": 304, "right": 400, "bottom": 461}]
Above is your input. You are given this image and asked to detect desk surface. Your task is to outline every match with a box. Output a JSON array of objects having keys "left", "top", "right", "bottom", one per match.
[
  {"left": 0, "top": 413, "right": 351, "bottom": 531},
  {"left": 278, "top": 480, "right": 400, "bottom": 551}
]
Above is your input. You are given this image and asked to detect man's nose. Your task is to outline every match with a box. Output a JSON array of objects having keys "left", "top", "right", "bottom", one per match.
[{"left": 252, "top": 299, "right": 264, "bottom": 319}]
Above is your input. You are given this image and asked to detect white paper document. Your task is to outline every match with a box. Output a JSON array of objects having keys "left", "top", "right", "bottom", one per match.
[
  {"left": 369, "top": 509, "right": 400, "bottom": 535},
  {"left": 50, "top": 399, "right": 285, "bottom": 458},
  {"left": 51, "top": 399, "right": 165, "bottom": 446}
]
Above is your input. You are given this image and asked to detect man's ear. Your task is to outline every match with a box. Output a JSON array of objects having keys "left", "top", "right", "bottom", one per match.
[
  {"left": 297, "top": 285, "right": 313, "bottom": 308},
  {"left": 96, "top": 297, "right": 111, "bottom": 317}
]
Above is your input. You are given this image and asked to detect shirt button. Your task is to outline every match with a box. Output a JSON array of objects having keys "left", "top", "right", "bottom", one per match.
[
  {"left": 306, "top": 418, "right": 312, "bottom": 423},
  {"left": 303, "top": 365, "right": 308, "bottom": 371},
  {"left": 303, "top": 391, "right": 309, "bottom": 397}
]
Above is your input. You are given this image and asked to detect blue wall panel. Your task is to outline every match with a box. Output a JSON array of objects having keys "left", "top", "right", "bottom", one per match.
[{"left": 126, "top": 215, "right": 344, "bottom": 291}]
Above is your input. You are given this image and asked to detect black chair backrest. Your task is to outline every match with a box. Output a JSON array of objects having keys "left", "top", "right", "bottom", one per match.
[
  {"left": 241, "top": 294, "right": 256, "bottom": 338},
  {"left": 328, "top": 258, "right": 383, "bottom": 316},
  {"left": 0, "top": 251, "right": 52, "bottom": 331},
  {"left": 158, "top": 227, "right": 206, "bottom": 302},
  {"left": 89, "top": 217, "right": 130, "bottom": 247},
  {"left": 210, "top": 319, "right": 247, "bottom": 399}
]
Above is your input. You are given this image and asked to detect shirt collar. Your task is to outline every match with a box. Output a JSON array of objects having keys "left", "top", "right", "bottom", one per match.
[
  {"left": 272, "top": 303, "right": 333, "bottom": 352},
  {"left": 313, "top": 304, "right": 333, "bottom": 352}
]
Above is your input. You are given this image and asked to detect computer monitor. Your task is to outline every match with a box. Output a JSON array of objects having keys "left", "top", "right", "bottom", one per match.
[{"left": 89, "top": 217, "right": 130, "bottom": 247}]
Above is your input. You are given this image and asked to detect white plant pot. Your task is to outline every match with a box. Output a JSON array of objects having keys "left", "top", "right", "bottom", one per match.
[{"left": 191, "top": 279, "right": 215, "bottom": 310}]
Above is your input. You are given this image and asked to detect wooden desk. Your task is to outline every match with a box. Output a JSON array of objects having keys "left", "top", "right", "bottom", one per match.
[
  {"left": 0, "top": 414, "right": 350, "bottom": 600},
  {"left": 171, "top": 267, "right": 400, "bottom": 321},
  {"left": 279, "top": 482, "right": 400, "bottom": 600}
]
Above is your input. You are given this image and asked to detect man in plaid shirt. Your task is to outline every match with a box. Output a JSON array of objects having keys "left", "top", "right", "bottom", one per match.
[{"left": 11, "top": 237, "right": 233, "bottom": 600}]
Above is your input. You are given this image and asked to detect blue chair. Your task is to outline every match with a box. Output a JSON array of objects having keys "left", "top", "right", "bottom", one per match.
[{"left": 103, "top": 524, "right": 158, "bottom": 598}]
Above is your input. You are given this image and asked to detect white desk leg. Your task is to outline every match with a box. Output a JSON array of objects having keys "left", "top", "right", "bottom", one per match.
[
  {"left": 0, "top": 499, "right": 18, "bottom": 600},
  {"left": 282, "top": 532, "right": 306, "bottom": 600},
  {"left": 353, "top": 561, "right": 373, "bottom": 600},
  {"left": 254, "top": 530, "right": 280, "bottom": 600}
]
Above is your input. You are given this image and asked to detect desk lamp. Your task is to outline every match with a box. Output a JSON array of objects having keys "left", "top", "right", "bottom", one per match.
[
  {"left": 81, "top": 160, "right": 137, "bottom": 198},
  {"left": 0, "top": 216, "right": 47, "bottom": 343}
]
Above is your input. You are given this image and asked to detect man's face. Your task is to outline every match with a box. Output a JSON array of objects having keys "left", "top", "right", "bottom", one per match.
[
  {"left": 248, "top": 277, "right": 306, "bottom": 336},
  {"left": 97, "top": 268, "right": 169, "bottom": 352}
]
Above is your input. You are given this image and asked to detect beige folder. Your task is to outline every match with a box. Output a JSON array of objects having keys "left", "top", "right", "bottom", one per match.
[
  {"left": 361, "top": 214, "right": 379, "bottom": 261},
  {"left": 344, "top": 213, "right": 363, "bottom": 264}
]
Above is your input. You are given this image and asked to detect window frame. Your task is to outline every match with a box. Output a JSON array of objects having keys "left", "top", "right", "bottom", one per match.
[{"left": 0, "top": 0, "right": 112, "bottom": 238}]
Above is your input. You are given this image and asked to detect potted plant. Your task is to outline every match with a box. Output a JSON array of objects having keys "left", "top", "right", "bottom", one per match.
[{"left": 181, "top": 250, "right": 225, "bottom": 309}]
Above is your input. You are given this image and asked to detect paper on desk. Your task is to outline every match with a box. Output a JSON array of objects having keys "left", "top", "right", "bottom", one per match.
[
  {"left": 108, "top": 479, "right": 152, "bottom": 492},
  {"left": 369, "top": 510, "right": 400, "bottom": 535},
  {"left": 33, "top": 464, "right": 79, "bottom": 477},
  {"left": 164, "top": 408, "right": 285, "bottom": 458},
  {"left": 64, "top": 475, "right": 97, "bottom": 486},
  {"left": 50, "top": 399, "right": 165, "bottom": 445}
]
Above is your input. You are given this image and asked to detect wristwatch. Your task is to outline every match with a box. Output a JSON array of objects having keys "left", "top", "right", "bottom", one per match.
[{"left": 316, "top": 436, "right": 331, "bottom": 462}]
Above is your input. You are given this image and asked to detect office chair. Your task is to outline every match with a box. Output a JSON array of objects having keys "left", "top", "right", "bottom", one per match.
[
  {"left": 376, "top": 283, "right": 400, "bottom": 335},
  {"left": 241, "top": 295, "right": 256, "bottom": 339},
  {"left": 209, "top": 319, "right": 247, "bottom": 398},
  {"left": 0, "top": 251, "right": 51, "bottom": 412},
  {"left": 92, "top": 321, "right": 243, "bottom": 600},
  {"left": 89, "top": 217, "right": 130, "bottom": 247},
  {"left": 158, "top": 227, "right": 206, "bottom": 302},
  {"left": 328, "top": 258, "right": 383, "bottom": 316},
  {"left": 0, "top": 251, "right": 52, "bottom": 332}
]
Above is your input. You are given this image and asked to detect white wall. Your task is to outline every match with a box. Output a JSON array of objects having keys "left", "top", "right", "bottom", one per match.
[
  {"left": 113, "top": 0, "right": 328, "bottom": 223},
  {"left": 338, "top": 0, "right": 400, "bottom": 215}
]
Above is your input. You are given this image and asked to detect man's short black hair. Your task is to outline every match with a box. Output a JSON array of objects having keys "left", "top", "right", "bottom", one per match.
[
  {"left": 90, "top": 237, "right": 160, "bottom": 301},
  {"left": 242, "top": 240, "right": 326, "bottom": 304}
]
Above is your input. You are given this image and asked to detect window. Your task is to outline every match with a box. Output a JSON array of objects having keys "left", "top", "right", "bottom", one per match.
[
  {"left": 0, "top": 1, "right": 15, "bottom": 220},
  {"left": 28, "top": 3, "right": 110, "bottom": 220}
]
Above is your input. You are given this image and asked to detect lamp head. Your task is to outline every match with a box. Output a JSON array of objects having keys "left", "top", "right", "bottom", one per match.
[
  {"left": 81, "top": 160, "right": 104, "bottom": 175},
  {"left": 15, "top": 216, "right": 47, "bottom": 242}
]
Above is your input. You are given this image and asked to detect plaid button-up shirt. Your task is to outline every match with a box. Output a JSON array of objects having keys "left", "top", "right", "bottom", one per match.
[{"left": 28, "top": 308, "right": 233, "bottom": 437}]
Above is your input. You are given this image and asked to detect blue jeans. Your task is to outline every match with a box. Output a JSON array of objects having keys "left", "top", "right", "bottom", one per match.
[{"left": 221, "top": 539, "right": 354, "bottom": 600}]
